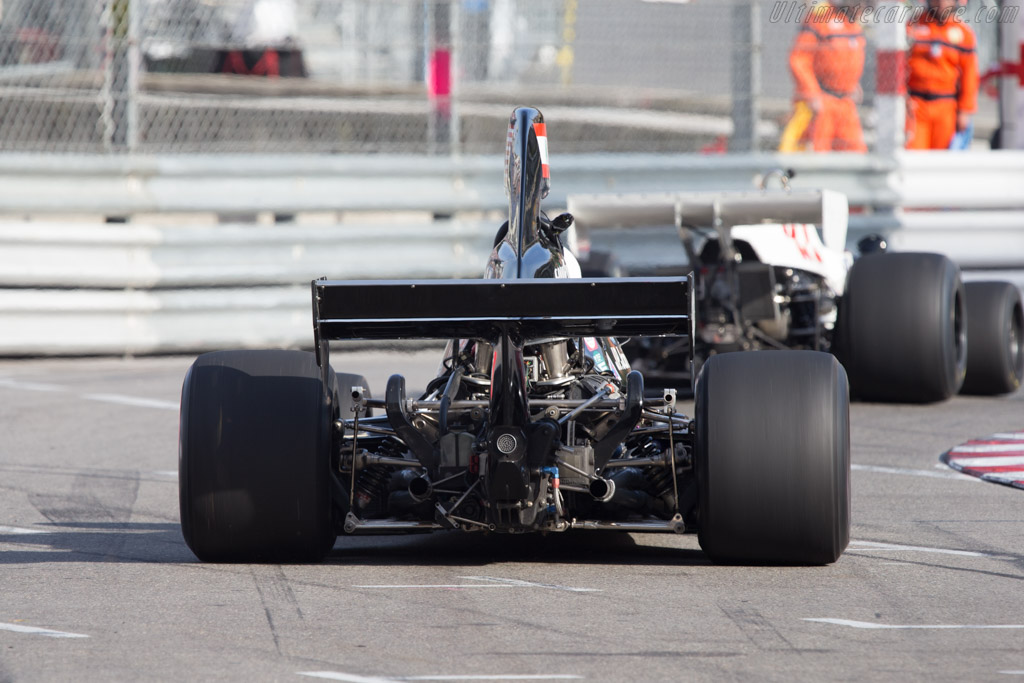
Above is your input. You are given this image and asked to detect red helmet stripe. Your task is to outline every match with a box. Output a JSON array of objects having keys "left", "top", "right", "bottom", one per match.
[{"left": 533, "top": 122, "right": 550, "bottom": 179}]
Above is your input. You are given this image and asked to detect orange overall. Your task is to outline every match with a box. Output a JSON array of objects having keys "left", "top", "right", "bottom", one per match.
[
  {"left": 788, "top": 3, "right": 867, "bottom": 152},
  {"left": 906, "top": 15, "right": 978, "bottom": 150}
]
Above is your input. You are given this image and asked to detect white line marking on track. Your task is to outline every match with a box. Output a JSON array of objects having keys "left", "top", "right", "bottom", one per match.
[
  {"left": 299, "top": 673, "right": 393, "bottom": 683},
  {"left": 851, "top": 464, "right": 979, "bottom": 481},
  {"left": 805, "top": 618, "right": 1024, "bottom": 630},
  {"left": 352, "top": 584, "right": 516, "bottom": 589},
  {"left": 461, "top": 576, "right": 601, "bottom": 593},
  {"left": 0, "top": 622, "right": 89, "bottom": 638},
  {"left": 991, "top": 433, "right": 1024, "bottom": 441},
  {"left": 848, "top": 541, "right": 991, "bottom": 558},
  {"left": 0, "top": 526, "right": 52, "bottom": 535},
  {"left": 354, "top": 576, "right": 599, "bottom": 593},
  {"left": 1000, "top": 671, "right": 1024, "bottom": 675},
  {"left": 299, "top": 674, "right": 583, "bottom": 682},
  {"left": 80, "top": 393, "right": 179, "bottom": 411},
  {"left": 0, "top": 378, "right": 66, "bottom": 392},
  {"left": 397, "top": 676, "right": 583, "bottom": 681},
  {"left": 0, "top": 377, "right": 178, "bottom": 411}
]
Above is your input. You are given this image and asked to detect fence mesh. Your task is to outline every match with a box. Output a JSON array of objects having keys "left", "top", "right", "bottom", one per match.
[{"left": 0, "top": 0, "right": 1003, "bottom": 154}]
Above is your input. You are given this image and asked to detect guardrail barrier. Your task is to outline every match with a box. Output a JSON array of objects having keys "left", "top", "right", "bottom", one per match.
[{"left": 1, "top": 151, "right": 1022, "bottom": 355}]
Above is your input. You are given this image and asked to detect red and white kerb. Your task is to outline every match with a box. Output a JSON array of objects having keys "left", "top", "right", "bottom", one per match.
[
  {"left": 534, "top": 122, "right": 550, "bottom": 179},
  {"left": 942, "top": 430, "right": 1024, "bottom": 490}
]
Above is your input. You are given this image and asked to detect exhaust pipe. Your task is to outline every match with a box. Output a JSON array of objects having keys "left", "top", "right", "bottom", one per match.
[
  {"left": 408, "top": 476, "right": 433, "bottom": 503},
  {"left": 589, "top": 477, "right": 616, "bottom": 503},
  {"left": 597, "top": 467, "right": 668, "bottom": 516}
]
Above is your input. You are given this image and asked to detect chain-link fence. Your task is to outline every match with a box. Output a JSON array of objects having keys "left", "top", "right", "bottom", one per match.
[{"left": 0, "top": 0, "right": 1006, "bottom": 154}]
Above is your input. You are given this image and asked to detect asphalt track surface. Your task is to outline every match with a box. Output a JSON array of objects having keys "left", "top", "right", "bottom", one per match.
[{"left": 1, "top": 350, "right": 1023, "bottom": 682}]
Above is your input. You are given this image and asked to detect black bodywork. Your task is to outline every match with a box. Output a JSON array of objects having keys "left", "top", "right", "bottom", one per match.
[
  {"left": 178, "top": 106, "right": 851, "bottom": 564},
  {"left": 312, "top": 108, "right": 697, "bottom": 534}
]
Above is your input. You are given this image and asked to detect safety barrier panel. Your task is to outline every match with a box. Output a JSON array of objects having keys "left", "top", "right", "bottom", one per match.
[
  {"left": 0, "top": 217, "right": 496, "bottom": 355},
  {"left": 0, "top": 152, "right": 900, "bottom": 215},
  {"left": 0, "top": 220, "right": 494, "bottom": 289},
  {"left": 1, "top": 151, "right": 1022, "bottom": 355}
]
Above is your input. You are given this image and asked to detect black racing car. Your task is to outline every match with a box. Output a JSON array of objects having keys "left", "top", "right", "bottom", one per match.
[{"left": 178, "top": 107, "right": 851, "bottom": 565}]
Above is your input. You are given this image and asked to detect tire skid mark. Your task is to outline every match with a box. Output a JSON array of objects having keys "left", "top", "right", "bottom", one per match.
[
  {"left": 251, "top": 565, "right": 304, "bottom": 656},
  {"left": 25, "top": 471, "right": 142, "bottom": 561},
  {"left": 4, "top": 464, "right": 177, "bottom": 551},
  {"left": 719, "top": 604, "right": 796, "bottom": 652},
  {"left": 29, "top": 472, "right": 139, "bottom": 525},
  {"left": 847, "top": 554, "right": 1024, "bottom": 582},
  {"left": 342, "top": 575, "right": 609, "bottom": 650}
]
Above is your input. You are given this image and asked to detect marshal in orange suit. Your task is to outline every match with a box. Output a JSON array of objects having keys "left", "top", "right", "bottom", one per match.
[
  {"left": 906, "top": 0, "right": 979, "bottom": 150},
  {"left": 788, "top": 1, "right": 867, "bottom": 152}
]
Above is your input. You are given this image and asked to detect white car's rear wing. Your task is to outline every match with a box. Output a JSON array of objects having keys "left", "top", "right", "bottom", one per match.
[{"left": 566, "top": 189, "right": 849, "bottom": 252}]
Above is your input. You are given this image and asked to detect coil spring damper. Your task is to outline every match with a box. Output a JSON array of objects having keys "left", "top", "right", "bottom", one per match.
[{"left": 353, "top": 466, "right": 390, "bottom": 515}]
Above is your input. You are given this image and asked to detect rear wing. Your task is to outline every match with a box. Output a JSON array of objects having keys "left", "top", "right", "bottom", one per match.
[
  {"left": 314, "top": 277, "right": 692, "bottom": 341},
  {"left": 567, "top": 189, "right": 849, "bottom": 252},
  {"left": 312, "top": 276, "right": 693, "bottom": 372}
]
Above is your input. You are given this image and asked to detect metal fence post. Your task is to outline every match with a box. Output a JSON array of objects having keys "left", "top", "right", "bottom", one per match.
[
  {"left": 730, "top": 0, "right": 761, "bottom": 152},
  {"left": 108, "top": 0, "right": 131, "bottom": 151},
  {"left": 999, "top": 0, "right": 1023, "bottom": 148},
  {"left": 127, "top": 0, "right": 140, "bottom": 152},
  {"left": 427, "top": 0, "right": 453, "bottom": 155},
  {"left": 873, "top": 2, "right": 908, "bottom": 154},
  {"left": 450, "top": 0, "right": 462, "bottom": 157}
]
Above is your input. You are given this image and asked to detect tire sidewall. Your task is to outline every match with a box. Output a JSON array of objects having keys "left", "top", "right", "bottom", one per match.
[
  {"left": 838, "top": 253, "right": 966, "bottom": 402},
  {"left": 695, "top": 351, "right": 850, "bottom": 564},
  {"left": 179, "top": 350, "right": 336, "bottom": 562},
  {"left": 962, "top": 281, "right": 1024, "bottom": 394}
]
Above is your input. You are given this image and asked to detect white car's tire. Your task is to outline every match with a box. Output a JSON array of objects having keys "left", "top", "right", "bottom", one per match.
[
  {"left": 836, "top": 252, "right": 966, "bottom": 403},
  {"left": 961, "top": 281, "right": 1023, "bottom": 395}
]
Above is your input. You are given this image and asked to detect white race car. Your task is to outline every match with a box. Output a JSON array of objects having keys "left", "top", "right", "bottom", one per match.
[{"left": 568, "top": 187, "right": 1023, "bottom": 402}]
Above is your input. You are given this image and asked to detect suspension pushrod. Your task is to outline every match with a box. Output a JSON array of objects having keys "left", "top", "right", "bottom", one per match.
[{"left": 558, "top": 387, "right": 613, "bottom": 425}]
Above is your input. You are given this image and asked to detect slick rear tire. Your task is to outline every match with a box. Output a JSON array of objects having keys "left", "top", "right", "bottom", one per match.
[
  {"left": 836, "top": 252, "right": 966, "bottom": 403},
  {"left": 179, "top": 350, "right": 338, "bottom": 563},
  {"left": 696, "top": 351, "right": 850, "bottom": 565},
  {"left": 961, "top": 281, "right": 1024, "bottom": 395}
]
